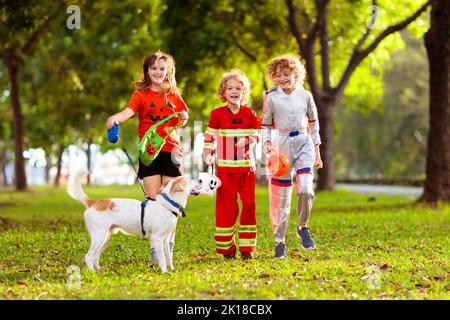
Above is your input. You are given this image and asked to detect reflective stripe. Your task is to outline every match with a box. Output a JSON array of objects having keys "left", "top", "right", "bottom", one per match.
[
  {"left": 218, "top": 159, "right": 253, "bottom": 167},
  {"left": 216, "top": 239, "right": 235, "bottom": 249},
  {"left": 205, "top": 127, "right": 217, "bottom": 136},
  {"left": 239, "top": 226, "right": 257, "bottom": 230},
  {"left": 239, "top": 225, "right": 257, "bottom": 233},
  {"left": 216, "top": 239, "right": 235, "bottom": 246},
  {"left": 215, "top": 226, "right": 235, "bottom": 237},
  {"left": 271, "top": 178, "right": 293, "bottom": 187},
  {"left": 238, "top": 239, "right": 257, "bottom": 247},
  {"left": 218, "top": 129, "right": 258, "bottom": 137},
  {"left": 216, "top": 226, "right": 235, "bottom": 231},
  {"left": 204, "top": 142, "right": 214, "bottom": 149},
  {"left": 296, "top": 167, "right": 312, "bottom": 175},
  {"left": 215, "top": 231, "right": 235, "bottom": 236}
]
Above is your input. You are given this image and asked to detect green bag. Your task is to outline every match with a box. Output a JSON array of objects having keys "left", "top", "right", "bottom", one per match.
[{"left": 138, "top": 112, "right": 182, "bottom": 166}]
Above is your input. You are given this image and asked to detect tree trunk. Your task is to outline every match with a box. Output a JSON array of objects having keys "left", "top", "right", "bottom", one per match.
[
  {"left": 53, "top": 144, "right": 64, "bottom": 187},
  {"left": 45, "top": 156, "right": 51, "bottom": 184},
  {"left": 4, "top": 52, "right": 27, "bottom": 191},
  {"left": 316, "top": 98, "right": 335, "bottom": 190},
  {"left": 420, "top": 0, "right": 450, "bottom": 204},
  {"left": 0, "top": 149, "right": 6, "bottom": 187},
  {"left": 86, "top": 138, "right": 93, "bottom": 185}
]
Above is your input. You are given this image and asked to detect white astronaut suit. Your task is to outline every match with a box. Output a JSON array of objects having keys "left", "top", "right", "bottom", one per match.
[{"left": 261, "top": 84, "right": 321, "bottom": 245}]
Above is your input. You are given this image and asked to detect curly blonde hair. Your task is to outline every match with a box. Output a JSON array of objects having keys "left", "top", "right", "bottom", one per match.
[
  {"left": 135, "top": 51, "right": 180, "bottom": 94},
  {"left": 267, "top": 55, "right": 306, "bottom": 86},
  {"left": 217, "top": 69, "right": 250, "bottom": 105}
]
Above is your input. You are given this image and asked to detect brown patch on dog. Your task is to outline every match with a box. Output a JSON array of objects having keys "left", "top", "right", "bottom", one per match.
[
  {"left": 86, "top": 198, "right": 95, "bottom": 208},
  {"left": 86, "top": 198, "right": 115, "bottom": 211},
  {"left": 170, "top": 177, "right": 186, "bottom": 194}
]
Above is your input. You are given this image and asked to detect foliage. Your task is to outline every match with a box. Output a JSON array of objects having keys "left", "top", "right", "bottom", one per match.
[
  {"left": 0, "top": 0, "right": 434, "bottom": 184},
  {"left": 163, "top": 0, "right": 429, "bottom": 113},
  {"left": 335, "top": 31, "right": 429, "bottom": 178},
  {"left": 163, "top": 0, "right": 290, "bottom": 119},
  {"left": 0, "top": 185, "right": 449, "bottom": 299},
  {"left": 4, "top": 0, "right": 165, "bottom": 168}
]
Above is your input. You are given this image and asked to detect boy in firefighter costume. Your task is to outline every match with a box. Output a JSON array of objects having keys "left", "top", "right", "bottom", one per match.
[
  {"left": 262, "top": 55, "right": 323, "bottom": 258},
  {"left": 203, "top": 70, "right": 260, "bottom": 260}
]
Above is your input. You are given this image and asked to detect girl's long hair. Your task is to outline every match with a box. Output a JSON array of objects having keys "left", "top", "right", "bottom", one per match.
[{"left": 134, "top": 51, "right": 180, "bottom": 94}]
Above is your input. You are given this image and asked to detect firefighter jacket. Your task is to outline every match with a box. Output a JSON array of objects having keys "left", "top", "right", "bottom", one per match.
[{"left": 204, "top": 106, "right": 260, "bottom": 173}]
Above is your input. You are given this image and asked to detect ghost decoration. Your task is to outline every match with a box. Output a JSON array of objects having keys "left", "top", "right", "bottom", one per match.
[{"left": 198, "top": 172, "right": 221, "bottom": 196}]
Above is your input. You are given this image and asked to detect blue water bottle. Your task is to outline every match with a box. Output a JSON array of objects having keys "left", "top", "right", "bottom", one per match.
[{"left": 107, "top": 122, "right": 119, "bottom": 143}]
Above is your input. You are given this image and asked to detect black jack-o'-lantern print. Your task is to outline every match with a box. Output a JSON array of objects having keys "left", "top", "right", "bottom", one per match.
[
  {"left": 147, "top": 100, "right": 173, "bottom": 123},
  {"left": 148, "top": 107, "right": 169, "bottom": 123}
]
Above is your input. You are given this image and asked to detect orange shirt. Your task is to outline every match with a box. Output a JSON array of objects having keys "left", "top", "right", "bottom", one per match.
[{"left": 128, "top": 89, "right": 189, "bottom": 154}]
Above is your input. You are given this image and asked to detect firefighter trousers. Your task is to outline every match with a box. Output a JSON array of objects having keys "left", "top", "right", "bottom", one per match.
[{"left": 215, "top": 171, "right": 257, "bottom": 254}]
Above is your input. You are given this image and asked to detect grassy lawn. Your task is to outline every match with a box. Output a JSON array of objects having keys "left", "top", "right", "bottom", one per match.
[{"left": 0, "top": 184, "right": 449, "bottom": 300}]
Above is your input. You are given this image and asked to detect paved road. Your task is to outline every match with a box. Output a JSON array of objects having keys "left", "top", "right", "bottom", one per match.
[{"left": 336, "top": 184, "right": 423, "bottom": 198}]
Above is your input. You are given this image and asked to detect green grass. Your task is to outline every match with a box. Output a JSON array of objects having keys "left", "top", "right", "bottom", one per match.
[{"left": 0, "top": 185, "right": 449, "bottom": 300}]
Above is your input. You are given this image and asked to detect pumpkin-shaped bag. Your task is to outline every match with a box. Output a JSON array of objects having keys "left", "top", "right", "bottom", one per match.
[{"left": 138, "top": 112, "right": 182, "bottom": 166}]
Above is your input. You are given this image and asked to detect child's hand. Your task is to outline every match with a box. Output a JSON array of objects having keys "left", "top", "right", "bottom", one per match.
[
  {"left": 106, "top": 108, "right": 134, "bottom": 129},
  {"left": 248, "top": 137, "right": 257, "bottom": 149},
  {"left": 106, "top": 116, "right": 119, "bottom": 129},
  {"left": 314, "top": 145, "right": 323, "bottom": 169},
  {"left": 236, "top": 137, "right": 247, "bottom": 149},
  {"left": 263, "top": 141, "right": 274, "bottom": 156},
  {"left": 314, "top": 158, "right": 323, "bottom": 169},
  {"left": 203, "top": 152, "right": 213, "bottom": 166},
  {"left": 179, "top": 111, "right": 189, "bottom": 120}
]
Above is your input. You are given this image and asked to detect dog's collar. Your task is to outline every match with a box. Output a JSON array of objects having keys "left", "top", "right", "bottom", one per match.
[{"left": 157, "top": 193, "right": 186, "bottom": 217}]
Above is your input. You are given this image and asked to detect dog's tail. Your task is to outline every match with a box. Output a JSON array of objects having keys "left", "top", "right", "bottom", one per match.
[{"left": 67, "top": 170, "right": 90, "bottom": 208}]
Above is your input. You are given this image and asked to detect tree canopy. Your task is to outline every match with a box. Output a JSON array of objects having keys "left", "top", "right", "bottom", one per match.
[{"left": 1, "top": 0, "right": 445, "bottom": 204}]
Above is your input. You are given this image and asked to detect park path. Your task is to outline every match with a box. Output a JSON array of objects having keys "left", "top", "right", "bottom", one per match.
[{"left": 336, "top": 184, "right": 423, "bottom": 198}]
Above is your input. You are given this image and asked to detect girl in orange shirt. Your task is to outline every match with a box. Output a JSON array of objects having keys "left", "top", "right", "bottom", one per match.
[{"left": 106, "top": 51, "right": 189, "bottom": 199}]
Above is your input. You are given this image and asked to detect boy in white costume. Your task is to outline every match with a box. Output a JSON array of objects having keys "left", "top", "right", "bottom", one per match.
[{"left": 262, "top": 55, "right": 323, "bottom": 258}]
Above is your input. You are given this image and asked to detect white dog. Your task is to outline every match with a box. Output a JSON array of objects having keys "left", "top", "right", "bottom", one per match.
[{"left": 67, "top": 171, "right": 218, "bottom": 273}]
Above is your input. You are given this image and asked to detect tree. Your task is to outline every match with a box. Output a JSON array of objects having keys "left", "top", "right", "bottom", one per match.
[
  {"left": 55, "top": 0, "right": 162, "bottom": 183},
  {"left": 8, "top": 0, "right": 161, "bottom": 186},
  {"left": 163, "top": 0, "right": 430, "bottom": 190},
  {"left": 334, "top": 31, "right": 429, "bottom": 179},
  {"left": 0, "top": 0, "right": 64, "bottom": 190},
  {"left": 420, "top": 0, "right": 450, "bottom": 204},
  {"left": 284, "top": 0, "right": 430, "bottom": 189},
  {"left": 163, "top": 0, "right": 290, "bottom": 118}
]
